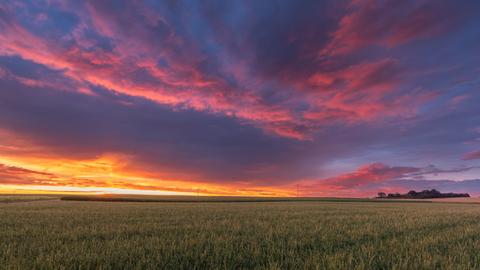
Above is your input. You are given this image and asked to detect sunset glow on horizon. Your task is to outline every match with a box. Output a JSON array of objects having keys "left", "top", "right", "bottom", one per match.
[{"left": 1, "top": 0, "right": 479, "bottom": 197}]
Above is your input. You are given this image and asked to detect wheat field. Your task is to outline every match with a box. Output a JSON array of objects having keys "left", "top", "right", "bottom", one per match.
[{"left": 1, "top": 198, "right": 480, "bottom": 269}]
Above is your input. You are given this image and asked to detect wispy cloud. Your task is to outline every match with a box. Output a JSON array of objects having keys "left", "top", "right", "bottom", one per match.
[{"left": 463, "top": 151, "right": 480, "bottom": 161}]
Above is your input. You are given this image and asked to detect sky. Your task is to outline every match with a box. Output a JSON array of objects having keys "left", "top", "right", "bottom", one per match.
[{"left": 0, "top": 0, "right": 479, "bottom": 197}]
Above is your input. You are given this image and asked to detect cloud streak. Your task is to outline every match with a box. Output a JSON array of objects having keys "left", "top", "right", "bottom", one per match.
[{"left": 463, "top": 151, "right": 480, "bottom": 161}]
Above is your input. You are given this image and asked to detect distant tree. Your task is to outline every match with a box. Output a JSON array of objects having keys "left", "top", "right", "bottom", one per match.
[
  {"left": 376, "top": 189, "right": 469, "bottom": 199},
  {"left": 377, "top": 192, "right": 387, "bottom": 198}
]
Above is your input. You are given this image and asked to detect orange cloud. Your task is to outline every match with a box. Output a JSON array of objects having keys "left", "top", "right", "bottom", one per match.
[{"left": 0, "top": 141, "right": 295, "bottom": 197}]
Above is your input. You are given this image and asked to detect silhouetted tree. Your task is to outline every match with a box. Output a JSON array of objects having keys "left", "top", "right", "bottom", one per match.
[
  {"left": 377, "top": 192, "right": 387, "bottom": 198},
  {"left": 377, "top": 189, "right": 469, "bottom": 199},
  {"left": 407, "top": 190, "right": 417, "bottom": 197}
]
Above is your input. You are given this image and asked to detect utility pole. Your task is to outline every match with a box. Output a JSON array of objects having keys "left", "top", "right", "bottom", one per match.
[{"left": 296, "top": 184, "right": 299, "bottom": 197}]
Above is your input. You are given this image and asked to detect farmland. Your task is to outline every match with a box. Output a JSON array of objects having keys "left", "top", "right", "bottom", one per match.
[
  {"left": 0, "top": 195, "right": 57, "bottom": 204},
  {"left": 1, "top": 196, "right": 480, "bottom": 269}
]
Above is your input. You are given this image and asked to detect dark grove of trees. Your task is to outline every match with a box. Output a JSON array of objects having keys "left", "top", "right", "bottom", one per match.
[{"left": 376, "top": 189, "right": 470, "bottom": 199}]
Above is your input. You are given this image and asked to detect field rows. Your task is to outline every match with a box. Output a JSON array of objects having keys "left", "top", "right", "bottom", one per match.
[{"left": 1, "top": 200, "right": 480, "bottom": 269}]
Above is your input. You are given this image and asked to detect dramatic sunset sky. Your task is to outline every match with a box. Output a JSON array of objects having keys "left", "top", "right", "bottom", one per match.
[{"left": 0, "top": 0, "right": 479, "bottom": 197}]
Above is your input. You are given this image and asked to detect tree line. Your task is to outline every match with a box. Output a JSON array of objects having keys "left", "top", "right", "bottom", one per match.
[{"left": 377, "top": 189, "right": 470, "bottom": 199}]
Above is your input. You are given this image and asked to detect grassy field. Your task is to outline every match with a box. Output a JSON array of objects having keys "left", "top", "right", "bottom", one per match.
[
  {"left": 1, "top": 197, "right": 480, "bottom": 269},
  {"left": 60, "top": 194, "right": 394, "bottom": 203},
  {"left": 0, "top": 195, "right": 58, "bottom": 203}
]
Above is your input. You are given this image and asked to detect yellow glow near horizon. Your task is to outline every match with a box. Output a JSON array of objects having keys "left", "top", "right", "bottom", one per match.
[
  {"left": 0, "top": 153, "right": 295, "bottom": 197},
  {"left": 0, "top": 128, "right": 299, "bottom": 197},
  {"left": 0, "top": 184, "right": 196, "bottom": 196}
]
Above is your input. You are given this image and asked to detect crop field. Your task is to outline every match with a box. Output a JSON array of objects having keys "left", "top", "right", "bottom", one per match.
[
  {"left": 60, "top": 194, "right": 384, "bottom": 203},
  {"left": 1, "top": 197, "right": 480, "bottom": 269},
  {"left": 0, "top": 195, "right": 58, "bottom": 204}
]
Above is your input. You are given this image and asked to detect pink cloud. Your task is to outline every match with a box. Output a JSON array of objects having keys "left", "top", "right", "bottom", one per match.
[
  {"left": 298, "top": 163, "right": 480, "bottom": 197},
  {"left": 449, "top": 95, "right": 469, "bottom": 109},
  {"left": 305, "top": 59, "right": 435, "bottom": 123},
  {"left": 295, "top": 163, "right": 418, "bottom": 196},
  {"left": 0, "top": 1, "right": 440, "bottom": 140},
  {"left": 463, "top": 151, "right": 480, "bottom": 161},
  {"left": 322, "top": 0, "right": 469, "bottom": 56},
  {"left": 0, "top": 5, "right": 306, "bottom": 139},
  {"left": 318, "top": 163, "right": 418, "bottom": 188}
]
